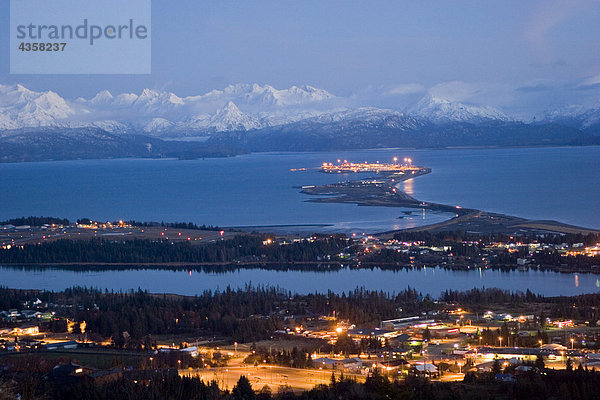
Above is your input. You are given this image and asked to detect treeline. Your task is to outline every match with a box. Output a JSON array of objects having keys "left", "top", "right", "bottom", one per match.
[
  {"left": 359, "top": 248, "right": 411, "bottom": 263},
  {"left": 63, "top": 287, "right": 286, "bottom": 344},
  {"left": 77, "top": 218, "right": 221, "bottom": 231},
  {"left": 1, "top": 215, "right": 220, "bottom": 230},
  {"left": 0, "top": 286, "right": 428, "bottom": 344},
  {"left": 442, "top": 288, "right": 600, "bottom": 322},
  {"left": 0, "top": 236, "right": 350, "bottom": 264},
  {"left": 0, "top": 216, "right": 70, "bottom": 226},
  {"left": 4, "top": 286, "right": 600, "bottom": 346},
  {"left": 245, "top": 347, "right": 313, "bottom": 368},
  {"left": 6, "top": 366, "right": 600, "bottom": 400},
  {"left": 124, "top": 220, "right": 221, "bottom": 231},
  {"left": 441, "top": 288, "right": 544, "bottom": 305}
]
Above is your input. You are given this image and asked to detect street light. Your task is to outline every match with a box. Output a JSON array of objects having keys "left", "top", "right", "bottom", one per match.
[
  {"left": 571, "top": 338, "right": 575, "bottom": 350},
  {"left": 538, "top": 340, "right": 543, "bottom": 347},
  {"left": 479, "top": 336, "right": 482, "bottom": 346},
  {"left": 498, "top": 337, "right": 502, "bottom": 347}
]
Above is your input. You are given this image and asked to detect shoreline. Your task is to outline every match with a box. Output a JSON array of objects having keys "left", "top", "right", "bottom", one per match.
[
  {"left": 300, "top": 166, "right": 599, "bottom": 236},
  {"left": 2, "top": 143, "right": 599, "bottom": 165}
]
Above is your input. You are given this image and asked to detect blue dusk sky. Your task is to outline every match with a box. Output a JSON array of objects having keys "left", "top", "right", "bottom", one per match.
[{"left": 1, "top": 0, "right": 599, "bottom": 114}]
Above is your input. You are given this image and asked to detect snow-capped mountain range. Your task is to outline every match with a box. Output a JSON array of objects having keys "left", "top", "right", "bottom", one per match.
[
  {"left": 0, "top": 83, "right": 340, "bottom": 135},
  {"left": 408, "top": 96, "right": 510, "bottom": 123},
  {"left": 543, "top": 103, "right": 600, "bottom": 129},
  {"left": 0, "top": 82, "right": 596, "bottom": 137}
]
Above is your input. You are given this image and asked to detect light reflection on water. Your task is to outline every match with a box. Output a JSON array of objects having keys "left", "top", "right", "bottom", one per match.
[
  {"left": 1, "top": 266, "right": 599, "bottom": 297},
  {"left": 402, "top": 178, "right": 414, "bottom": 196}
]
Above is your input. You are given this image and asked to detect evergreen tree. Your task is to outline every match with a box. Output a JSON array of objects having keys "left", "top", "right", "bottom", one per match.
[
  {"left": 232, "top": 376, "right": 255, "bottom": 400},
  {"left": 535, "top": 355, "right": 545, "bottom": 371},
  {"left": 492, "top": 359, "right": 501, "bottom": 375},
  {"left": 423, "top": 327, "right": 431, "bottom": 341}
]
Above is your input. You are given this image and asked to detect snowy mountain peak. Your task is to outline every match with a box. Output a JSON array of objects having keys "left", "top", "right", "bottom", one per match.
[
  {"left": 90, "top": 90, "right": 114, "bottom": 105},
  {"left": 14, "top": 84, "right": 32, "bottom": 93},
  {"left": 543, "top": 103, "right": 600, "bottom": 128},
  {"left": 136, "top": 89, "right": 183, "bottom": 104},
  {"left": 0, "top": 84, "right": 75, "bottom": 129},
  {"left": 141, "top": 117, "right": 174, "bottom": 133},
  {"left": 196, "top": 83, "right": 335, "bottom": 108},
  {"left": 222, "top": 100, "right": 240, "bottom": 111},
  {"left": 139, "top": 88, "right": 158, "bottom": 98},
  {"left": 410, "top": 95, "right": 510, "bottom": 123},
  {"left": 113, "top": 93, "right": 138, "bottom": 106},
  {"left": 208, "top": 101, "right": 261, "bottom": 132}
]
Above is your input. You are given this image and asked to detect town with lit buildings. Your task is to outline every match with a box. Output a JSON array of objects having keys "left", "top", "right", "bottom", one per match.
[
  {"left": 0, "top": 216, "right": 599, "bottom": 394},
  {"left": 2, "top": 284, "right": 600, "bottom": 388}
]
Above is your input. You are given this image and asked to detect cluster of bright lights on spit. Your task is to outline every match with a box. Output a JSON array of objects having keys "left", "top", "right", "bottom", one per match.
[
  {"left": 325, "top": 157, "right": 413, "bottom": 165},
  {"left": 320, "top": 157, "right": 418, "bottom": 174},
  {"left": 393, "top": 157, "right": 412, "bottom": 164}
]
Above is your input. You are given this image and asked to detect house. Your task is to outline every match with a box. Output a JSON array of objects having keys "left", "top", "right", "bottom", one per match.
[
  {"left": 390, "top": 333, "right": 420, "bottom": 349},
  {"left": 551, "top": 320, "right": 573, "bottom": 329},
  {"left": 40, "top": 312, "right": 54, "bottom": 320},
  {"left": 413, "top": 362, "right": 438, "bottom": 376},
  {"left": 334, "top": 358, "right": 362, "bottom": 372},
  {"left": 46, "top": 362, "right": 94, "bottom": 384},
  {"left": 380, "top": 316, "right": 432, "bottom": 330},
  {"left": 20, "top": 310, "right": 42, "bottom": 319},
  {"left": 376, "top": 359, "right": 411, "bottom": 371},
  {"left": 180, "top": 346, "right": 199, "bottom": 357},
  {"left": 12, "top": 324, "right": 39, "bottom": 335},
  {"left": 427, "top": 326, "right": 460, "bottom": 338},
  {"left": 85, "top": 368, "right": 123, "bottom": 384},
  {"left": 347, "top": 328, "right": 399, "bottom": 342},
  {"left": 313, "top": 357, "right": 337, "bottom": 369},
  {"left": 476, "top": 347, "right": 541, "bottom": 362}
]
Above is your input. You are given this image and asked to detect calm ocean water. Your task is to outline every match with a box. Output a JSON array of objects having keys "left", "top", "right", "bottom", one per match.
[
  {"left": 1, "top": 146, "right": 599, "bottom": 296},
  {"left": 0, "top": 146, "right": 598, "bottom": 230}
]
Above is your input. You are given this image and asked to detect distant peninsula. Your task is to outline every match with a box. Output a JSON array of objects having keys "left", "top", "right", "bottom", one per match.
[{"left": 301, "top": 160, "right": 599, "bottom": 236}]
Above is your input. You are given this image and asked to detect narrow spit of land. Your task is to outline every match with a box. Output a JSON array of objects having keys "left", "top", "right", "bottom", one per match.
[{"left": 300, "top": 161, "right": 599, "bottom": 236}]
